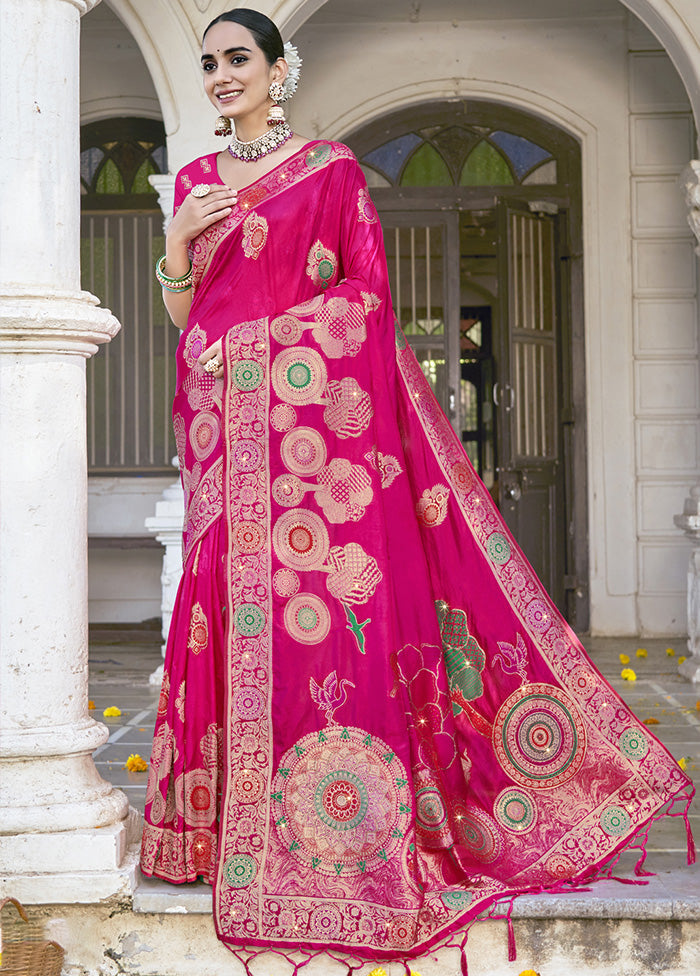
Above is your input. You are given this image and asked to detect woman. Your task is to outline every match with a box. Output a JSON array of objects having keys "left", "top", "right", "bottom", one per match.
[{"left": 141, "top": 8, "right": 694, "bottom": 971}]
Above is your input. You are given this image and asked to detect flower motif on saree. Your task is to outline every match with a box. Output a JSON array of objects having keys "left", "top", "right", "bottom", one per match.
[
  {"left": 184, "top": 324, "right": 208, "bottom": 367},
  {"left": 453, "top": 804, "right": 502, "bottom": 863},
  {"left": 175, "top": 768, "right": 216, "bottom": 827},
  {"left": 187, "top": 603, "right": 208, "bottom": 655},
  {"left": 324, "top": 542, "right": 382, "bottom": 604},
  {"left": 494, "top": 787, "right": 538, "bottom": 834},
  {"left": 323, "top": 377, "right": 373, "bottom": 438},
  {"left": 312, "top": 297, "right": 366, "bottom": 358},
  {"left": 270, "top": 314, "right": 304, "bottom": 345},
  {"left": 306, "top": 240, "right": 338, "bottom": 291},
  {"left": 270, "top": 724, "right": 411, "bottom": 877},
  {"left": 357, "top": 187, "right": 378, "bottom": 224},
  {"left": 273, "top": 568, "right": 300, "bottom": 598},
  {"left": 416, "top": 484, "right": 450, "bottom": 527},
  {"left": 189, "top": 410, "right": 220, "bottom": 461},
  {"left": 241, "top": 212, "right": 269, "bottom": 260},
  {"left": 270, "top": 403, "right": 297, "bottom": 432},
  {"left": 361, "top": 290, "right": 382, "bottom": 312},
  {"left": 273, "top": 508, "right": 330, "bottom": 571},
  {"left": 364, "top": 449, "right": 403, "bottom": 488},
  {"left": 314, "top": 459, "right": 373, "bottom": 523}
]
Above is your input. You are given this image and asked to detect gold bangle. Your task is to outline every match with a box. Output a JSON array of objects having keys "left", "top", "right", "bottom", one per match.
[{"left": 155, "top": 254, "right": 193, "bottom": 292}]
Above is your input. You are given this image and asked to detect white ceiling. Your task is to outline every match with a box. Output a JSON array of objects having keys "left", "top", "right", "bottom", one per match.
[{"left": 308, "top": 0, "right": 626, "bottom": 25}]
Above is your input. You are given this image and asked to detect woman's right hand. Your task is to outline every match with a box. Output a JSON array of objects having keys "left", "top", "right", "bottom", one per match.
[{"left": 167, "top": 184, "right": 238, "bottom": 250}]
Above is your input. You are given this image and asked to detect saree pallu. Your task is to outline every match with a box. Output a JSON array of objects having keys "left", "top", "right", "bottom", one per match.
[{"left": 141, "top": 141, "right": 694, "bottom": 970}]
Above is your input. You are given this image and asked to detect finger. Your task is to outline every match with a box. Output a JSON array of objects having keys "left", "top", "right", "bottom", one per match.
[{"left": 199, "top": 339, "right": 223, "bottom": 364}]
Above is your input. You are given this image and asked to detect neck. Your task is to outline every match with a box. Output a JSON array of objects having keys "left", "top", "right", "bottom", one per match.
[{"left": 234, "top": 108, "right": 271, "bottom": 143}]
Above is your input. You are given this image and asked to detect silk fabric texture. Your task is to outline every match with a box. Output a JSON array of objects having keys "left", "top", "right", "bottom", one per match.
[{"left": 141, "top": 141, "right": 694, "bottom": 967}]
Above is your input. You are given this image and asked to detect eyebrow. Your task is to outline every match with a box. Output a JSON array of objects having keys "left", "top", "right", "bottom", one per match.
[{"left": 201, "top": 46, "right": 252, "bottom": 63}]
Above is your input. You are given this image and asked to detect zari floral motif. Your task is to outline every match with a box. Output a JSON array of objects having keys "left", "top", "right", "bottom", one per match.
[
  {"left": 271, "top": 724, "right": 411, "bottom": 877},
  {"left": 242, "top": 211, "right": 268, "bottom": 260},
  {"left": 416, "top": 484, "right": 450, "bottom": 527},
  {"left": 312, "top": 298, "right": 366, "bottom": 358},
  {"left": 187, "top": 602, "right": 208, "bottom": 655},
  {"left": 306, "top": 240, "right": 338, "bottom": 291},
  {"left": 357, "top": 187, "right": 378, "bottom": 224}
]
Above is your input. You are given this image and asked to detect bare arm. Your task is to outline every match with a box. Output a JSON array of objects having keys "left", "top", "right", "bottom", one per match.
[{"left": 161, "top": 183, "right": 238, "bottom": 331}]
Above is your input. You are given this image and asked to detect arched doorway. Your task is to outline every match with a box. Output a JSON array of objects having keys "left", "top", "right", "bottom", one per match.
[{"left": 347, "top": 101, "right": 588, "bottom": 628}]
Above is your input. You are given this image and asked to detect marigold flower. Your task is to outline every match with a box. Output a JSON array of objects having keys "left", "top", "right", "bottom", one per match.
[
  {"left": 678, "top": 656, "right": 687, "bottom": 665},
  {"left": 636, "top": 648, "right": 647, "bottom": 658},
  {"left": 125, "top": 754, "right": 148, "bottom": 772},
  {"left": 368, "top": 969, "right": 387, "bottom": 976},
  {"left": 679, "top": 757, "right": 688, "bottom": 771},
  {"left": 666, "top": 647, "right": 675, "bottom": 657},
  {"left": 88, "top": 700, "right": 95, "bottom": 710},
  {"left": 643, "top": 717, "right": 660, "bottom": 725},
  {"left": 621, "top": 668, "right": 637, "bottom": 681},
  {"left": 619, "top": 653, "right": 630, "bottom": 664},
  {"left": 517, "top": 970, "right": 541, "bottom": 976},
  {"left": 103, "top": 705, "right": 122, "bottom": 717},
  {"left": 696, "top": 701, "right": 700, "bottom": 712}
]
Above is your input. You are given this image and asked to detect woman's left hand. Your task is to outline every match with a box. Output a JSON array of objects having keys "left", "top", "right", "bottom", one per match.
[{"left": 199, "top": 338, "right": 224, "bottom": 379}]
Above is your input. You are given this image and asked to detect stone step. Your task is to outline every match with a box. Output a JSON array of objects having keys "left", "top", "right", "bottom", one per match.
[{"left": 24, "top": 853, "right": 699, "bottom": 976}]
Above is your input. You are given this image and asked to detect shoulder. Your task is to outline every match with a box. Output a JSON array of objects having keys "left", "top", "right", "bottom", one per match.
[
  {"left": 303, "top": 141, "right": 363, "bottom": 184},
  {"left": 175, "top": 153, "right": 219, "bottom": 192}
]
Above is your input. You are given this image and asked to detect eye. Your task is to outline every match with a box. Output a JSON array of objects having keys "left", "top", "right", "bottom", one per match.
[
  {"left": 231, "top": 55, "right": 248, "bottom": 65},
  {"left": 202, "top": 61, "right": 215, "bottom": 72}
]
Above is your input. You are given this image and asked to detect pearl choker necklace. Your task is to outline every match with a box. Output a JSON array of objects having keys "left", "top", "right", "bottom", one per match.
[{"left": 227, "top": 123, "right": 293, "bottom": 162}]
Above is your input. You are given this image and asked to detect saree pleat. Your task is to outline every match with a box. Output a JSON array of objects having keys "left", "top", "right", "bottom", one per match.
[{"left": 141, "top": 141, "right": 694, "bottom": 966}]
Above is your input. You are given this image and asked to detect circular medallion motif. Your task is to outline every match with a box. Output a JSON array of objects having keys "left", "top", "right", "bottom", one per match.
[
  {"left": 270, "top": 315, "right": 303, "bottom": 346},
  {"left": 189, "top": 411, "right": 220, "bottom": 461},
  {"left": 222, "top": 852, "right": 257, "bottom": 888},
  {"left": 416, "top": 786, "right": 447, "bottom": 833},
  {"left": 270, "top": 403, "right": 297, "bottom": 432},
  {"left": 309, "top": 904, "right": 343, "bottom": 939},
  {"left": 233, "top": 686, "right": 265, "bottom": 721},
  {"left": 451, "top": 460, "right": 474, "bottom": 494},
  {"left": 233, "top": 439, "right": 263, "bottom": 473},
  {"left": 231, "top": 768, "right": 266, "bottom": 804},
  {"left": 273, "top": 568, "right": 300, "bottom": 598},
  {"left": 233, "top": 360, "right": 263, "bottom": 391},
  {"left": 525, "top": 599, "right": 553, "bottom": 635},
  {"left": 314, "top": 770, "right": 368, "bottom": 830},
  {"left": 234, "top": 521, "right": 264, "bottom": 554},
  {"left": 600, "top": 805, "right": 631, "bottom": 836},
  {"left": 440, "top": 890, "right": 474, "bottom": 911},
  {"left": 272, "top": 474, "right": 305, "bottom": 508},
  {"left": 273, "top": 508, "right": 330, "bottom": 571},
  {"left": 175, "top": 769, "right": 215, "bottom": 827},
  {"left": 618, "top": 727, "right": 649, "bottom": 762},
  {"left": 493, "top": 683, "right": 586, "bottom": 789},
  {"left": 281, "top": 426, "right": 327, "bottom": 476},
  {"left": 234, "top": 603, "right": 265, "bottom": 637},
  {"left": 386, "top": 915, "right": 417, "bottom": 949},
  {"left": 284, "top": 592, "right": 331, "bottom": 644},
  {"left": 494, "top": 788, "right": 537, "bottom": 834},
  {"left": 271, "top": 726, "right": 410, "bottom": 876},
  {"left": 546, "top": 853, "right": 576, "bottom": 879},
  {"left": 272, "top": 348, "right": 327, "bottom": 405},
  {"left": 487, "top": 532, "right": 511, "bottom": 565},
  {"left": 456, "top": 807, "right": 502, "bottom": 863}
]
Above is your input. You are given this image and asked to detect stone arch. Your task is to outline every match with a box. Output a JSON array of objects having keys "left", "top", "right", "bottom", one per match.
[{"left": 276, "top": 0, "right": 700, "bottom": 136}]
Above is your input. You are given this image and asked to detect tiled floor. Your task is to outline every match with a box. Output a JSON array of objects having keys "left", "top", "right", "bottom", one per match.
[{"left": 89, "top": 633, "right": 700, "bottom": 869}]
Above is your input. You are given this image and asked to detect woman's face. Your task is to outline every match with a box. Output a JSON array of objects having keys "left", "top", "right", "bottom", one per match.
[{"left": 201, "top": 21, "right": 285, "bottom": 123}]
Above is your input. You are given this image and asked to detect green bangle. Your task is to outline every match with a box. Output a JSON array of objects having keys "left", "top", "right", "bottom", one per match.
[{"left": 155, "top": 254, "right": 193, "bottom": 292}]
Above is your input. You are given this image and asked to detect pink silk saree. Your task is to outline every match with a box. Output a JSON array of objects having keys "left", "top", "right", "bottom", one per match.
[{"left": 140, "top": 141, "right": 695, "bottom": 971}]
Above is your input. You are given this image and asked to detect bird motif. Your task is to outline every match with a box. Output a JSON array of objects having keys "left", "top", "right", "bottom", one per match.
[
  {"left": 309, "top": 670, "right": 356, "bottom": 726},
  {"left": 342, "top": 602, "right": 371, "bottom": 655}
]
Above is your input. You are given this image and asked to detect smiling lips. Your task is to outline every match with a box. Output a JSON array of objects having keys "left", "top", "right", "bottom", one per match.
[{"left": 218, "top": 90, "right": 243, "bottom": 102}]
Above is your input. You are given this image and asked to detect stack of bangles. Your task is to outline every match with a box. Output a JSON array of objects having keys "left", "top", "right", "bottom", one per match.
[{"left": 155, "top": 254, "right": 193, "bottom": 292}]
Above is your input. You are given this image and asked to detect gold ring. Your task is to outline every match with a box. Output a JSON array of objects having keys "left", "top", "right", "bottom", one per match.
[
  {"left": 203, "top": 358, "right": 221, "bottom": 374},
  {"left": 191, "top": 183, "right": 212, "bottom": 198}
]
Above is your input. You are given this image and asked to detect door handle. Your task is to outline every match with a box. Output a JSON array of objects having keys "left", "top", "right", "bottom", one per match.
[
  {"left": 493, "top": 382, "right": 515, "bottom": 411},
  {"left": 504, "top": 482, "right": 522, "bottom": 501}
]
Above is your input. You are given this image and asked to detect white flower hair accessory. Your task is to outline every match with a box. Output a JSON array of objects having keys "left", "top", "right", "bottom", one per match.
[{"left": 281, "top": 41, "right": 302, "bottom": 100}]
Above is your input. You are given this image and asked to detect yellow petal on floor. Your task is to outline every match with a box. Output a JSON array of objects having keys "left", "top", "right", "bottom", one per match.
[
  {"left": 621, "top": 668, "right": 637, "bottom": 681},
  {"left": 636, "top": 648, "right": 647, "bottom": 658},
  {"left": 679, "top": 757, "right": 688, "bottom": 770},
  {"left": 666, "top": 647, "right": 675, "bottom": 656},
  {"left": 88, "top": 700, "right": 95, "bottom": 710},
  {"left": 643, "top": 717, "right": 660, "bottom": 725},
  {"left": 619, "top": 653, "right": 630, "bottom": 664},
  {"left": 368, "top": 969, "right": 387, "bottom": 976},
  {"left": 678, "top": 656, "right": 687, "bottom": 664},
  {"left": 125, "top": 753, "right": 148, "bottom": 772},
  {"left": 103, "top": 705, "right": 122, "bottom": 717}
]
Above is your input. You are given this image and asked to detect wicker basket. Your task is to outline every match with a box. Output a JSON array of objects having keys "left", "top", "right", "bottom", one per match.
[{"left": 0, "top": 898, "right": 64, "bottom": 976}]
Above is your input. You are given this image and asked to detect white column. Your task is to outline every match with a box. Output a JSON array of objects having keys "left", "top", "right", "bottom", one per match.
[
  {"left": 145, "top": 469, "right": 185, "bottom": 686},
  {"left": 0, "top": 0, "right": 132, "bottom": 903}
]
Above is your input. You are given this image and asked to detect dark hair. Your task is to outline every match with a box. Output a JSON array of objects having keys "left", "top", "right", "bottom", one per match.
[{"left": 203, "top": 8, "right": 283, "bottom": 67}]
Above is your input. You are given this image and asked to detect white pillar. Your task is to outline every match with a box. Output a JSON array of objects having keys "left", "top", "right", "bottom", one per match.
[
  {"left": 145, "top": 469, "right": 185, "bottom": 686},
  {"left": 0, "top": 0, "right": 132, "bottom": 903}
]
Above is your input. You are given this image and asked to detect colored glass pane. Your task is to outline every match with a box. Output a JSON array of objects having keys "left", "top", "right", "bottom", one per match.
[
  {"left": 460, "top": 142, "right": 513, "bottom": 186},
  {"left": 490, "top": 131, "right": 551, "bottom": 180},
  {"left": 95, "top": 158, "right": 125, "bottom": 194},
  {"left": 361, "top": 165, "right": 391, "bottom": 188},
  {"left": 132, "top": 158, "right": 158, "bottom": 193},
  {"left": 523, "top": 160, "right": 558, "bottom": 185},
  {"left": 80, "top": 147, "right": 104, "bottom": 190},
  {"left": 363, "top": 133, "right": 422, "bottom": 182},
  {"left": 401, "top": 143, "right": 452, "bottom": 186}
]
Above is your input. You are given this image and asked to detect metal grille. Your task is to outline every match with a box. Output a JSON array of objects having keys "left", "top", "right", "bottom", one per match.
[
  {"left": 81, "top": 211, "right": 179, "bottom": 473},
  {"left": 509, "top": 211, "right": 557, "bottom": 458}
]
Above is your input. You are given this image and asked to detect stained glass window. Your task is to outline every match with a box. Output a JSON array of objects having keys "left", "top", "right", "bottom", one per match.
[
  {"left": 360, "top": 123, "right": 556, "bottom": 189},
  {"left": 80, "top": 118, "right": 167, "bottom": 200}
]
